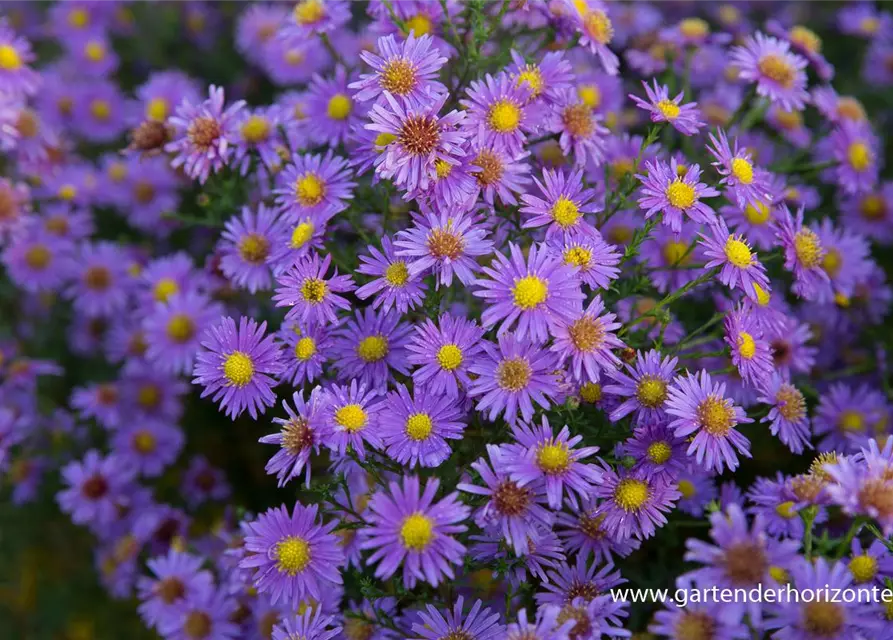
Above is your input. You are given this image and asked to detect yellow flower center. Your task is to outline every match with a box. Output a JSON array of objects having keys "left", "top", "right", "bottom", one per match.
[
  {"left": 793, "top": 229, "right": 823, "bottom": 268},
  {"left": 223, "top": 351, "right": 254, "bottom": 387},
  {"left": 300, "top": 278, "right": 327, "bottom": 304},
  {"left": 803, "top": 601, "right": 844, "bottom": 636},
  {"left": 578, "top": 84, "right": 601, "bottom": 109},
  {"left": 776, "top": 384, "right": 806, "bottom": 422},
  {"left": 154, "top": 278, "right": 179, "bottom": 303},
  {"left": 537, "top": 442, "right": 570, "bottom": 474},
  {"left": 568, "top": 316, "right": 604, "bottom": 352},
  {"left": 724, "top": 237, "right": 753, "bottom": 268},
  {"left": 357, "top": 335, "right": 388, "bottom": 362},
  {"left": 512, "top": 275, "right": 548, "bottom": 309},
  {"left": 400, "top": 512, "right": 434, "bottom": 550},
  {"left": 295, "top": 173, "right": 326, "bottom": 207},
  {"left": 564, "top": 246, "right": 592, "bottom": 268},
  {"left": 436, "top": 344, "right": 463, "bottom": 371},
  {"left": 656, "top": 100, "right": 680, "bottom": 119},
  {"left": 822, "top": 248, "right": 842, "bottom": 278},
  {"left": 860, "top": 194, "right": 886, "bottom": 221},
  {"left": 861, "top": 16, "right": 880, "bottom": 34},
  {"left": 145, "top": 97, "right": 169, "bottom": 122},
  {"left": 90, "top": 99, "right": 111, "bottom": 121},
  {"left": 326, "top": 94, "right": 352, "bottom": 121},
  {"left": 678, "top": 479, "right": 696, "bottom": 498},
  {"left": 789, "top": 25, "right": 821, "bottom": 53},
  {"left": 744, "top": 202, "right": 771, "bottom": 225},
  {"left": 241, "top": 115, "right": 270, "bottom": 143},
  {"left": 647, "top": 441, "right": 672, "bottom": 464},
  {"left": 381, "top": 58, "right": 416, "bottom": 95},
  {"left": 837, "top": 97, "right": 866, "bottom": 122},
  {"left": 774, "top": 108, "right": 802, "bottom": 130},
  {"left": 166, "top": 314, "right": 195, "bottom": 343},
  {"left": 24, "top": 245, "right": 51, "bottom": 270},
  {"left": 850, "top": 554, "right": 878, "bottom": 583},
  {"left": 730, "top": 157, "right": 754, "bottom": 184},
  {"left": 636, "top": 377, "right": 667, "bottom": 408},
  {"left": 294, "top": 0, "right": 325, "bottom": 25},
  {"left": 551, "top": 197, "right": 580, "bottom": 227},
  {"left": 133, "top": 430, "right": 157, "bottom": 454},
  {"left": 488, "top": 100, "right": 521, "bottom": 133},
  {"left": 238, "top": 233, "right": 270, "bottom": 264},
  {"left": 516, "top": 66, "right": 544, "bottom": 96},
  {"left": 839, "top": 410, "right": 865, "bottom": 432},
  {"left": 496, "top": 357, "right": 532, "bottom": 391},
  {"left": 276, "top": 536, "right": 311, "bottom": 575},
  {"left": 335, "top": 404, "right": 367, "bottom": 432},
  {"left": 57, "top": 184, "right": 77, "bottom": 201},
  {"left": 405, "top": 413, "right": 433, "bottom": 441},
  {"left": 614, "top": 478, "right": 649, "bottom": 511},
  {"left": 679, "top": 17, "right": 709, "bottom": 39},
  {"left": 84, "top": 40, "right": 105, "bottom": 62},
  {"left": 583, "top": 9, "right": 613, "bottom": 44},
  {"left": 291, "top": 221, "right": 314, "bottom": 248},
  {"left": 374, "top": 132, "right": 396, "bottom": 151},
  {"left": 384, "top": 261, "right": 409, "bottom": 286},
  {"left": 665, "top": 180, "right": 696, "bottom": 209},
  {"left": 434, "top": 159, "right": 452, "bottom": 179},
  {"left": 405, "top": 13, "right": 432, "bottom": 36},
  {"left": 848, "top": 142, "right": 871, "bottom": 171},
  {"left": 0, "top": 45, "right": 21, "bottom": 70},
  {"left": 697, "top": 396, "right": 735, "bottom": 436},
  {"left": 294, "top": 337, "right": 316, "bottom": 361},
  {"left": 580, "top": 382, "right": 602, "bottom": 403},
  {"left": 770, "top": 566, "right": 790, "bottom": 584},
  {"left": 758, "top": 54, "right": 795, "bottom": 88},
  {"left": 753, "top": 282, "right": 771, "bottom": 306},
  {"left": 775, "top": 501, "right": 797, "bottom": 519},
  {"left": 737, "top": 331, "right": 756, "bottom": 359},
  {"left": 663, "top": 240, "right": 690, "bottom": 266}
]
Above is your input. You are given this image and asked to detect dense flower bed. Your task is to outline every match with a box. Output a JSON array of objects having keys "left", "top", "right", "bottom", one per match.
[{"left": 2, "top": 1, "right": 893, "bottom": 638}]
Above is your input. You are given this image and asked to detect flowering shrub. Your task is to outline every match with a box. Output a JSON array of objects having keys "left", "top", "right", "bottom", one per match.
[{"left": 3, "top": 1, "right": 893, "bottom": 638}]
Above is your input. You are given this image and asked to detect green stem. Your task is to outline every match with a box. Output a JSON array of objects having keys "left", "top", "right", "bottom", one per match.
[
  {"left": 802, "top": 506, "right": 819, "bottom": 558},
  {"left": 622, "top": 266, "right": 721, "bottom": 334},
  {"left": 835, "top": 517, "right": 869, "bottom": 559},
  {"left": 319, "top": 32, "right": 345, "bottom": 68}
]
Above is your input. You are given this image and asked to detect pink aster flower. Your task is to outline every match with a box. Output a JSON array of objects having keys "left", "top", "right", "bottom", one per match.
[
  {"left": 730, "top": 32, "right": 810, "bottom": 111},
  {"left": 629, "top": 79, "right": 704, "bottom": 136},
  {"left": 549, "top": 296, "right": 624, "bottom": 384},
  {"left": 350, "top": 32, "right": 447, "bottom": 107}
]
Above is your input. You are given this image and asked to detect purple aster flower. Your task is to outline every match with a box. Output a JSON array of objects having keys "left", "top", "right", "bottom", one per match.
[
  {"left": 474, "top": 243, "right": 583, "bottom": 345},
  {"left": 508, "top": 49, "right": 574, "bottom": 103},
  {"left": 136, "top": 70, "right": 201, "bottom": 124},
  {"left": 276, "top": 322, "right": 331, "bottom": 387},
  {"left": 66, "top": 241, "right": 131, "bottom": 318},
  {"left": 684, "top": 504, "right": 800, "bottom": 625},
  {"left": 70, "top": 381, "right": 122, "bottom": 430},
  {"left": 165, "top": 85, "right": 245, "bottom": 184},
  {"left": 268, "top": 214, "right": 331, "bottom": 275},
  {"left": 765, "top": 557, "right": 881, "bottom": 639},
  {"left": 231, "top": 105, "right": 284, "bottom": 175},
  {"left": 284, "top": 0, "right": 351, "bottom": 37},
  {"left": 379, "top": 383, "right": 466, "bottom": 469},
  {"left": 137, "top": 252, "right": 203, "bottom": 308},
  {"left": 143, "top": 291, "right": 224, "bottom": 376},
  {"left": 470, "top": 526, "right": 566, "bottom": 588},
  {"left": 192, "top": 316, "right": 283, "bottom": 420},
  {"left": 765, "top": 315, "right": 816, "bottom": 379},
  {"left": 366, "top": 92, "right": 467, "bottom": 197},
  {"left": 181, "top": 455, "right": 230, "bottom": 508},
  {"left": 57, "top": 450, "right": 135, "bottom": 528},
  {"left": 0, "top": 177, "right": 30, "bottom": 236},
  {"left": 111, "top": 421, "right": 183, "bottom": 478},
  {"left": 676, "top": 466, "right": 720, "bottom": 517},
  {"left": 707, "top": 128, "right": 775, "bottom": 208},
  {"left": 406, "top": 313, "right": 486, "bottom": 400},
  {"left": 461, "top": 71, "right": 536, "bottom": 155},
  {"left": 721, "top": 197, "right": 780, "bottom": 251},
  {"left": 547, "top": 88, "right": 608, "bottom": 167},
  {"left": 550, "top": 295, "right": 623, "bottom": 384},
  {"left": 841, "top": 183, "right": 893, "bottom": 244},
  {"left": 846, "top": 538, "right": 891, "bottom": 587},
  {"left": 468, "top": 332, "right": 561, "bottom": 424},
  {"left": 592, "top": 466, "right": 680, "bottom": 541},
  {"left": 137, "top": 550, "right": 214, "bottom": 630},
  {"left": 0, "top": 19, "right": 39, "bottom": 97},
  {"left": 330, "top": 308, "right": 412, "bottom": 393},
  {"left": 261, "top": 32, "right": 328, "bottom": 88},
  {"left": 521, "top": 167, "right": 600, "bottom": 239},
  {"left": 536, "top": 552, "right": 624, "bottom": 607},
  {"left": 394, "top": 207, "right": 493, "bottom": 288},
  {"left": 273, "top": 252, "right": 355, "bottom": 327},
  {"left": 629, "top": 79, "right": 704, "bottom": 136},
  {"left": 813, "top": 383, "right": 888, "bottom": 454},
  {"left": 826, "top": 120, "right": 880, "bottom": 196},
  {"left": 666, "top": 370, "right": 753, "bottom": 473},
  {"left": 319, "top": 380, "right": 384, "bottom": 461},
  {"left": 458, "top": 445, "right": 553, "bottom": 556},
  {"left": 240, "top": 502, "right": 344, "bottom": 607},
  {"left": 775, "top": 204, "right": 832, "bottom": 301},
  {"left": 730, "top": 32, "right": 810, "bottom": 111},
  {"left": 650, "top": 576, "right": 750, "bottom": 640},
  {"left": 467, "top": 144, "right": 531, "bottom": 207},
  {"left": 360, "top": 476, "right": 469, "bottom": 589},
  {"left": 506, "top": 606, "right": 574, "bottom": 640},
  {"left": 560, "top": 494, "right": 642, "bottom": 561},
  {"left": 1, "top": 226, "right": 75, "bottom": 293},
  {"left": 544, "top": 232, "right": 622, "bottom": 291},
  {"left": 306, "top": 65, "right": 362, "bottom": 147},
  {"left": 570, "top": 3, "right": 620, "bottom": 74},
  {"left": 502, "top": 415, "right": 603, "bottom": 510},
  {"left": 350, "top": 32, "right": 447, "bottom": 107},
  {"left": 158, "top": 587, "right": 240, "bottom": 640},
  {"left": 638, "top": 223, "right": 701, "bottom": 293},
  {"left": 356, "top": 235, "right": 427, "bottom": 314},
  {"left": 636, "top": 159, "right": 719, "bottom": 233},
  {"left": 273, "top": 609, "right": 341, "bottom": 640},
  {"left": 410, "top": 596, "right": 503, "bottom": 640},
  {"left": 426, "top": 151, "right": 477, "bottom": 209},
  {"left": 218, "top": 204, "right": 282, "bottom": 293},
  {"left": 260, "top": 388, "right": 329, "bottom": 488},
  {"left": 604, "top": 349, "right": 677, "bottom": 425},
  {"left": 623, "top": 422, "right": 689, "bottom": 480},
  {"left": 758, "top": 373, "right": 811, "bottom": 455},
  {"left": 724, "top": 305, "right": 773, "bottom": 388},
  {"left": 274, "top": 151, "right": 356, "bottom": 221}
]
